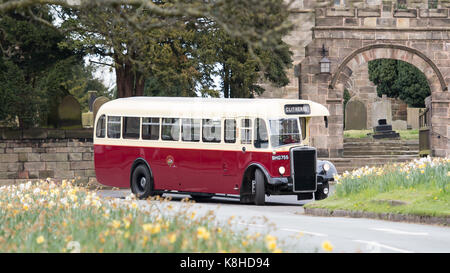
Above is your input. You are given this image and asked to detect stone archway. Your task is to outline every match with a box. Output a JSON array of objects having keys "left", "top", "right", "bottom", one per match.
[
  {"left": 302, "top": 44, "right": 449, "bottom": 157},
  {"left": 335, "top": 45, "right": 448, "bottom": 157},
  {"left": 299, "top": 5, "right": 450, "bottom": 158}
]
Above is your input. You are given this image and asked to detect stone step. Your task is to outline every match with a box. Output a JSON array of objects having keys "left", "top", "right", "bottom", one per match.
[
  {"left": 344, "top": 138, "right": 419, "bottom": 144},
  {"left": 343, "top": 151, "right": 419, "bottom": 156},
  {"left": 343, "top": 142, "right": 419, "bottom": 147},
  {"left": 343, "top": 146, "right": 419, "bottom": 151}
]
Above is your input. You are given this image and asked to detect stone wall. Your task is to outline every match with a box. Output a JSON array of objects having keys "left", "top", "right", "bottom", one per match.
[
  {"left": 0, "top": 128, "right": 96, "bottom": 186},
  {"left": 388, "top": 97, "right": 408, "bottom": 121}
]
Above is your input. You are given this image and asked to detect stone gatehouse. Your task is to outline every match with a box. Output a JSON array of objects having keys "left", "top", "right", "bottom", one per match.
[{"left": 261, "top": 0, "right": 450, "bottom": 157}]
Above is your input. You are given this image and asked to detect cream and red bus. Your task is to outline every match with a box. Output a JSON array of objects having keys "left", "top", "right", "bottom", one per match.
[{"left": 93, "top": 97, "right": 337, "bottom": 205}]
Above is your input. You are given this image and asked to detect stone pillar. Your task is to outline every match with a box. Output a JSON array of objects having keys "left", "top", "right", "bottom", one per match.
[{"left": 430, "top": 91, "right": 450, "bottom": 157}]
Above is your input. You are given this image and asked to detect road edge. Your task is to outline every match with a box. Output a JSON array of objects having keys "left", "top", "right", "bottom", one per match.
[{"left": 303, "top": 207, "right": 450, "bottom": 226}]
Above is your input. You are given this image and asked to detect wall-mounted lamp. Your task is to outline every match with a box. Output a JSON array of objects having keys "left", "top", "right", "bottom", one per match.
[{"left": 319, "top": 44, "right": 331, "bottom": 74}]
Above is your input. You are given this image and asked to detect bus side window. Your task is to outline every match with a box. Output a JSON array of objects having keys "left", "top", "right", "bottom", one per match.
[
  {"left": 96, "top": 115, "right": 106, "bottom": 138},
  {"left": 123, "top": 117, "right": 140, "bottom": 139},
  {"left": 162, "top": 118, "right": 180, "bottom": 141},
  {"left": 202, "top": 119, "right": 221, "bottom": 143},
  {"left": 224, "top": 119, "right": 236, "bottom": 143},
  {"left": 182, "top": 118, "right": 200, "bottom": 142},
  {"left": 299, "top": 117, "right": 307, "bottom": 140},
  {"left": 254, "top": 118, "right": 269, "bottom": 148},
  {"left": 107, "top": 116, "right": 121, "bottom": 139},
  {"left": 241, "top": 119, "right": 252, "bottom": 144},
  {"left": 142, "top": 117, "right": 160, "bottom": 140}
]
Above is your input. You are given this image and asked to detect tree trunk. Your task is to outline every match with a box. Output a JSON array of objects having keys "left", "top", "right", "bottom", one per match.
[
  {"left": 223, "top": 64, "right": 230, "bottom": 98},
  {"left": 134, "top": 70, "right": 145, "bottom": 97},
  {"left": 115, "top": 58, "right": 145, "bottom": 98}
]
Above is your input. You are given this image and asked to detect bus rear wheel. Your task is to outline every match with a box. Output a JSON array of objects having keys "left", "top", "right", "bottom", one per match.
[
  {"left": 131, "top": 164, "right": 153, "bottom": 199},
  {"left": 254, "top": 169, "right": 266, "bottom": 205}
]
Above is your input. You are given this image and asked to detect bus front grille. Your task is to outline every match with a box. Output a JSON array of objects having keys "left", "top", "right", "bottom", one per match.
[{"left": 290, "top": 147, "right": 317, "bottom": 192}]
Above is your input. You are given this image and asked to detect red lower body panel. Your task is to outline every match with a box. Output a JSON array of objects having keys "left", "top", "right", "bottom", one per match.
[{"left": 94, "top": 144, "right": 290, "bottom": 195}]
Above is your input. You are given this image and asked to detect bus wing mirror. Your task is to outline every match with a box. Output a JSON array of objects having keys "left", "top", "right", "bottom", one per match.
[{"left": 324, "top": 116, "right": 328, "bottom": 128}]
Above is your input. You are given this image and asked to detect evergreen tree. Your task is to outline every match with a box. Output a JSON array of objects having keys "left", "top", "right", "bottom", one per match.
[
  {"left": 60, "top": 0, "right": 293, "bottom": 99},
  {"left": 368, "top": 59, "right": 431, "bottom": 107},
  {"left": 0, "top": 7, "right": 105, "bottom": 128}
]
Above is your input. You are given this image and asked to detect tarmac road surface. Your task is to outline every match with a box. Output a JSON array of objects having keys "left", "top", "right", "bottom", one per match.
[{"left": 98, "top": 189, "right": 450, "bottom": 253}]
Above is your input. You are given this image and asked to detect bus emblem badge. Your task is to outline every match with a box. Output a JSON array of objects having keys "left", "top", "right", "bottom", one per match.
[{"left": 166, "top": 155, "right": 174, "bottom": 167}]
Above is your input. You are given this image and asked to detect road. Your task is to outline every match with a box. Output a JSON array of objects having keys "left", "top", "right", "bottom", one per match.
[{"left": 99, "top": 189, "right": 450, "bottom": 253}]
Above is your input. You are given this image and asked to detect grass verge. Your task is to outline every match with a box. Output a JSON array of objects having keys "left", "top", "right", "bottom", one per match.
[
  {"left": 305, "top": 157, "right": 450, "bottom": 218},
  {"left": 0, "top": 179, "right": 281, "bottom": 253}
]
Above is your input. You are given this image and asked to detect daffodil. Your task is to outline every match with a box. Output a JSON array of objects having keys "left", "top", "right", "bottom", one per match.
[
  {"left": 36, "top": 236, "right": 45, "bottom": 244},
  {"left": 111, "top": 220, "right": 121, "bottom": 229},
  {"left": 321, "top": 240, "right": 333, "bottom": 252},
  {"left": 168, "top": 233, "right": 177, "bottom": 244},
  {"left": 197, "top": 227, "right": 211, "bottom": 240},
  {"left": 265, "top": 234, "right": 277, "bottom": 251},
  {"left": 142, "top": 223, "right": 153, "bottom": 233}
]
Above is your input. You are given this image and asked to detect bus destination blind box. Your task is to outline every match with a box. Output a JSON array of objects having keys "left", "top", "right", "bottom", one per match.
[{"left": 284, "top": 104, "right": 311, "bottom": 115}]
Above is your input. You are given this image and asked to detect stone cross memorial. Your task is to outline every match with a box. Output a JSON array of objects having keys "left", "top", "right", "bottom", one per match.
[{"left": 372, "top": 119, "right": 400, "bottom": 139}]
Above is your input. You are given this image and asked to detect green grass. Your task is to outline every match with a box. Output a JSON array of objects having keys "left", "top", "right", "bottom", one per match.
[
  {"left": 344, "top": 129, "right": 419, "bottom": 140},
  {"left": 306, "top": 158, "right": 450, "bottom": 218}
]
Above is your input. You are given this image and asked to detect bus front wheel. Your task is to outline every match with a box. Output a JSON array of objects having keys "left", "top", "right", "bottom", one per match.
[{"left": 131, "top": 164, "right": 153, "bottom": 199}]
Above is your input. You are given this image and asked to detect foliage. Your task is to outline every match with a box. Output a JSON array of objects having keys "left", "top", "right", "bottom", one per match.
[
  {"left": 368, "top": 59, "right": 431, "bottom": 107},
  {"left": 58, "top": 0, "right": 293, "bottom": 99},
  {"left": 217, "top": 28, "right": 292, "bottom": 98},
  {"left": 0, "top": 179, "right": 282, "bottom": 253},
  {"left": 0, "top": 7, "right": 109, "bottom": 128},
  {"left": 0, "top": 8, "right": 72, "bottom": 127},
  {"left": 343, "top": 88, "right": 351, "bottom": 127},
  {"left": 0, "top": 60, "right": 43, "bottom": 127}
]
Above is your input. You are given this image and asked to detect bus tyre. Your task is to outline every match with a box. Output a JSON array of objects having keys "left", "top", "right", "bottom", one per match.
[
  {"left": 254, "top": 169, "right": 266, "bottom": 205},
  {"left": 131, "top": 164, "right": 153, "bottom": 199},
  {"left": 315, "top": 182, "right": 329, "bottom": 201}
]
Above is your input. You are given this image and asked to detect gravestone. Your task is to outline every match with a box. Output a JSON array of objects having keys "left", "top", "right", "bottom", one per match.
[
  {"left": 93, "top": 96, "right": 110, "bottom": 121},
  {"left": 345, "top": 99, "right": 367, "bottom": 130},
  {"left": 392, "top": 120, "right": 407, "bottom": 130},
  {"left": 82, "top": 112, "right": 94, "bottom": 128},
  {"left": 407, "top": 107, "right": 425, "bottom": 130},
  {"left": 57, "top": 95, "right": 82, "bottom": 129},
  {"left": 371, "top": 96, "right": 392, "bottom": 128},
  {"left": 373, "top": 119, "right": 400, "bottom": 139}
]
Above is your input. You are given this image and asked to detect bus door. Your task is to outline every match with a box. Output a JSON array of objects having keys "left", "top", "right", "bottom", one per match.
[
  {"left": 199, "top": 118, "right": 223, "bottom": 193},
  {"left": 232, "top": 117, "right": 254, "bottom": 193},
  {"left": 156, "top": 117, "right": 181, "bottom": 191},
  {"left": 221, "top": 119, "right": 239, "bottom": 193},
  {"left": 178, "top": 118, "right": 203, "bottom": 192}
]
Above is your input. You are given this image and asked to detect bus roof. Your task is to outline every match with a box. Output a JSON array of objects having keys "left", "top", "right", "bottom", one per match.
[{"left": 97, "top": 97, "right": 330, "bottom": 119}]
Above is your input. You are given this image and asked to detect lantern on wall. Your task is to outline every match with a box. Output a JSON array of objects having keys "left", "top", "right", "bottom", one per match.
[{"left": 319, "top": 44, "right": 331, "bottom": 74}]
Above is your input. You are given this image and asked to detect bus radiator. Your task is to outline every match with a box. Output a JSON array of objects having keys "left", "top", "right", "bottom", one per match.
[{"left": 291, "top": 148, "right": 317, "bottom": 193}]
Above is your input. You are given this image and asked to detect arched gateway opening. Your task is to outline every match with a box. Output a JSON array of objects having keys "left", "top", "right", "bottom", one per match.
[{"left": 300, "top": 43, "right": 449, "bottom": 159}]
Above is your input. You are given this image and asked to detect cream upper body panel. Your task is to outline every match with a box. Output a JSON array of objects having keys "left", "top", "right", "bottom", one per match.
[
  {"left": 96, "top": 97, "right": 330, "bottom": 119},
  {"left": 94, "top": 97, "right": 329, "bottom": 152}
]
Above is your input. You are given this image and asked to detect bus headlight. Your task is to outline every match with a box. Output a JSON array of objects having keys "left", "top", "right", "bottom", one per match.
[
  {"left": 278, "top": 166, "right": 286, "bottom": 175},
  {"left": 323, "top": 163, "right": 330, "bottom": 172}
]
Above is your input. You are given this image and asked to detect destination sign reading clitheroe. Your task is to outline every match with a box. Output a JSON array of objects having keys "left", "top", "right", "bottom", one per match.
[{"left": 284, "top": 104, "right": 311, "bottom": 115}]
